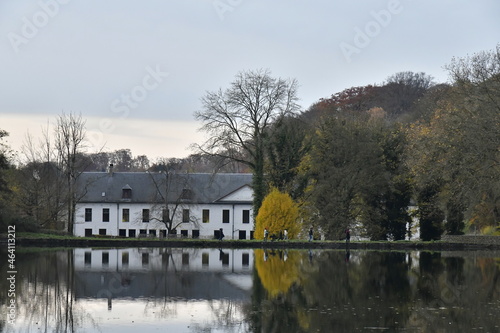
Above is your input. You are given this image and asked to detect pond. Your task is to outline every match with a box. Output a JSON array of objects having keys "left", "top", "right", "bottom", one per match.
[{"left": 1, "top": 247, "right": 499, "bottom": 332}]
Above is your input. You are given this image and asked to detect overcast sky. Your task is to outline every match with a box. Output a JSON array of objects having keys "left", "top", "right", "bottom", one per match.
[{"left": 1, "top": 0, "right": 499, "bottom": 161}]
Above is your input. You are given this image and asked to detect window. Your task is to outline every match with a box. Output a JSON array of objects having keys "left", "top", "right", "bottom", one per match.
[
  {"left": 222, "top": 209, "right": 230, "bottom": 223},
  {"left": 122, "top": 209, "right": 129, "bottom": 222},
  {"left": 220, "top": 251, "right": 229, "bottom": 266},
  {"left": 102, "top": 208, "right": 110, "bottom": 222},
  {"left": 84, "top": 252, "right": 92, "bottom": 266},
  {"left": 122, "top": 252, "right": 129, "bottom": 266},
  {"left": 122, "top": 209, "right": 130, "bottom": 222},
  {"left": 142, "top": 209, "right": 150, "bottom": 222},
  {"left": 128, "top": 229, "right": 136, "bottom": 238},
  {"left": 192, "top": 230, "right": 200, "bottom": 239},
  {"left": 242, "top": 253, "right": 250, "bottom": 267},
  {"left": 142, "top": 253, "right": 149, "bottom": 266},
  {"left": 85, "top": 208, "right": 92, "bottom": 222},
  {"left": 102, "top": 252, "right": 109, "bottom": 266},
  {"left": 242, "top": 210, "right": 250, "bottom": 224},
  {"left": 202, "top": 209, "right": 210, "bottom": 223},
  {"left": 163, "top": 209, "right": 170, "bottom": 222},
  {"left": 202, "top": 252, "right": 209, "bottom": 266},
  {"left": 119, "top": 229, "right": 126, "bottom": 237},
  {"left": 181, "top": 230, "right": 188, "bottom": 237},
  {"left": 84, "top": 229, "right": 92, "bottom": 237},
  {"left": 182, "top": 209, "right": 190, "bottom": 223},
  {"left": 122, "top": 188, "right": 132, "bottom": 198},
  {"left": 99, "top": 229, "right": 106, "bottom": 235}
]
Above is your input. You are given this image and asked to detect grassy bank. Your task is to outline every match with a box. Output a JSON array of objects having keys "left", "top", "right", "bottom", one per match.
[{"left": 1, "top": 232, "right": 499, "bottom": 251}]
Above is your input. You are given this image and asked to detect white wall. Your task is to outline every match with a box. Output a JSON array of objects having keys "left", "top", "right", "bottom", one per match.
[{"left": 74, "top": 202, "right": 253, "bottom": 239}]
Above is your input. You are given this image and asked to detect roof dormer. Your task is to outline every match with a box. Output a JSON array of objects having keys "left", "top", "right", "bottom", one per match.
[{"left": 122, "top": 184, "right": 132, "bottom": 199}]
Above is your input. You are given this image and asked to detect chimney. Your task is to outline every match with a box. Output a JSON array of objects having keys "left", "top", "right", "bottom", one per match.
[{"left": 109, "top": 163, "right": 114, "bottom": 175}]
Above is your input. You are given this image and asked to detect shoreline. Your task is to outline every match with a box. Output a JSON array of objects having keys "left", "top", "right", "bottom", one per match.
[{"left": 5, "top": 236, "right": 500, "bottom": 251}]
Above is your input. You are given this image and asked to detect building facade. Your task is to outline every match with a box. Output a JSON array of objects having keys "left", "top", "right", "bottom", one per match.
[{"left": 74, "top": 170, "right": 254, "bottom": 239}]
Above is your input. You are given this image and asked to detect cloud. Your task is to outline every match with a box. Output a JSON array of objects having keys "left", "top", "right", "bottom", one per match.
[{"left": 2, "top": 113, "right": 203, "bottom": 161}]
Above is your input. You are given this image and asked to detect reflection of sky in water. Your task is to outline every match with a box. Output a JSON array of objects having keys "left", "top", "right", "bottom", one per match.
[
  {"left": 83, "top": 299, "right": 246, "bottom": 333},
  {"left": 8, "top": 298, "right": 247, "bottom": 332}
]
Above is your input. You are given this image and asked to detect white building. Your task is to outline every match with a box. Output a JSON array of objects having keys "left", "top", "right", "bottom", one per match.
[{"left": 74, "top": 170, "right": 254, "bottom": 239}]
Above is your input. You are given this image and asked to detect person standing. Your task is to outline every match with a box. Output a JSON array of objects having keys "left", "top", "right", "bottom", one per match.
[
  {"left": 345, "top": 228, "right": 350, "bottom": 245},
  {"left": 309, "top": 227, "right": 313, "bottom": 242},
  {"left": 264, "top": 227, "right": 269, "bottom": 242},
  {"left": 219, "top": 228, "right": 224, "bottom": 241},
  {"left": 283, "top": 229, "right": 288, "bottom": 241}
]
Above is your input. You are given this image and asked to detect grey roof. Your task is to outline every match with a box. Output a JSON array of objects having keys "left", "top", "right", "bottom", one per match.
[{"left": 76, "top": 172, "right": 253, "bottom": 204}]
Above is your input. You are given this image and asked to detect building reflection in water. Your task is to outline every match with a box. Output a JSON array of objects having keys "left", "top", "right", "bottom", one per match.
[{"left": 74, "top": 248, "right": 254, "bottom": 309}]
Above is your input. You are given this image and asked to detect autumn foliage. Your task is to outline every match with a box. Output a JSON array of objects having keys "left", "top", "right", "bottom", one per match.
[{"left": 255, "top": 187, "right": 300, "bottom": 240}]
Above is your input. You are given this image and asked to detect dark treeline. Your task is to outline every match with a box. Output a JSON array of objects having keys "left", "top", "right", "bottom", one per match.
[
  {"left": 80, "top": 149, "right": 250, "bottom": 174},
  {"left": 291, "top": 47, "right": 499, "bottom": 240},
  {"left": 0, "top": 45, "right": 498, "bottom": 240}
]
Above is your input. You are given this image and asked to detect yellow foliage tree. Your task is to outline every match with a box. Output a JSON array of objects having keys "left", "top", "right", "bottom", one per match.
[
  {"left": 255, "top": 187, "right": 300, "bottom": 239},
  {"left": 254, "top": 249, "right": 301, "bottom": 297}
]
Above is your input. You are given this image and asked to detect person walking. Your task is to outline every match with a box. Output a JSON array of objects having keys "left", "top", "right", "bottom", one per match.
[
  {"left": 309, "top": 227, "right": 313, "bottom": 242},
  {"left": 219, "top": 228, "right": 224, "bottom": 241}
]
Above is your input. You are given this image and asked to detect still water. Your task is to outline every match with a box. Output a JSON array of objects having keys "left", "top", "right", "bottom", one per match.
[{"left": 1, "top": 247, "right": 499, "bottom": 332}]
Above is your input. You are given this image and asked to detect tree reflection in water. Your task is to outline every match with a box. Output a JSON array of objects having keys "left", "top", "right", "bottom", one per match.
[
  {"left": 0, "top": 248, "right": 499, "bottom": 332},
  {"left": 252, "top": 249, "right": 500, "bottom": 333},
  {"left": 0, "top": 249, "right": 98, "bottom": 332}
]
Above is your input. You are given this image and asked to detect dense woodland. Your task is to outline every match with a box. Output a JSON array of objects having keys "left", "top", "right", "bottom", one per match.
[{"left": 0, "top": 45, "right": 498, "bottom": 240}]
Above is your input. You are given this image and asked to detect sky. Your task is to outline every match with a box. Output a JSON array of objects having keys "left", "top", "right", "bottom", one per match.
[{"left": 1, "top": 0, "right": 499, "bottom": 162}]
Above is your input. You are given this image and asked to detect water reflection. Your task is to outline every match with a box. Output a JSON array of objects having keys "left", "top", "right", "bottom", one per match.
[
  {"left": 253, "top": 250, "right": 500, "bottom": 332},
  {"left": 1, "top": 248, "right": 499, "bottom": 332}
]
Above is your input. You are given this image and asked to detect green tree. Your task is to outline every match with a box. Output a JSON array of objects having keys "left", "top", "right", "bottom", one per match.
[
  {"left": 195, "top": 69, "right": 300, "bottom": 217},
  {"left": 255, "top": 187, "right": 300, "bottom": 240},
  {"left": 380, "top": 124, "right": 412, "bottom": 240},
  {"left": 444, "top": 45, "right": 500, "bottom": 228},
  {"left": 417, "top": 182, "right": 445, "bottom": 241},
  {"left": 265, "top": 115, "right": 311, "bottom": 200},
  {"left": 406, "top": 46, "right": 500, "bottom": 235},
  {"left": 405, "top": 112, "right": 447, "bottom": 240},
  {"left": 308, "top": 114, "right": 388, "bottom": 240}
]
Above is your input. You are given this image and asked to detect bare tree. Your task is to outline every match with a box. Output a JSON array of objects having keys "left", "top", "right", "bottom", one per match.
[
  {"left": 54, "top": 113, "right": 87, "bottom": 233},
  {"left": 18, "top": 124, "right": 67, "bottom": 230},
  {"left": 0, "top": 130, "right": 12, "bottom": 229},
  {"left": 194, "top": 69, "right": 300, "bottom": 214},
  {"left": 147, "top": 170, "right": 199, "bottom": 236},
  {"left": 382, "top": 71, "right": 435, "bottom": 116}
]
